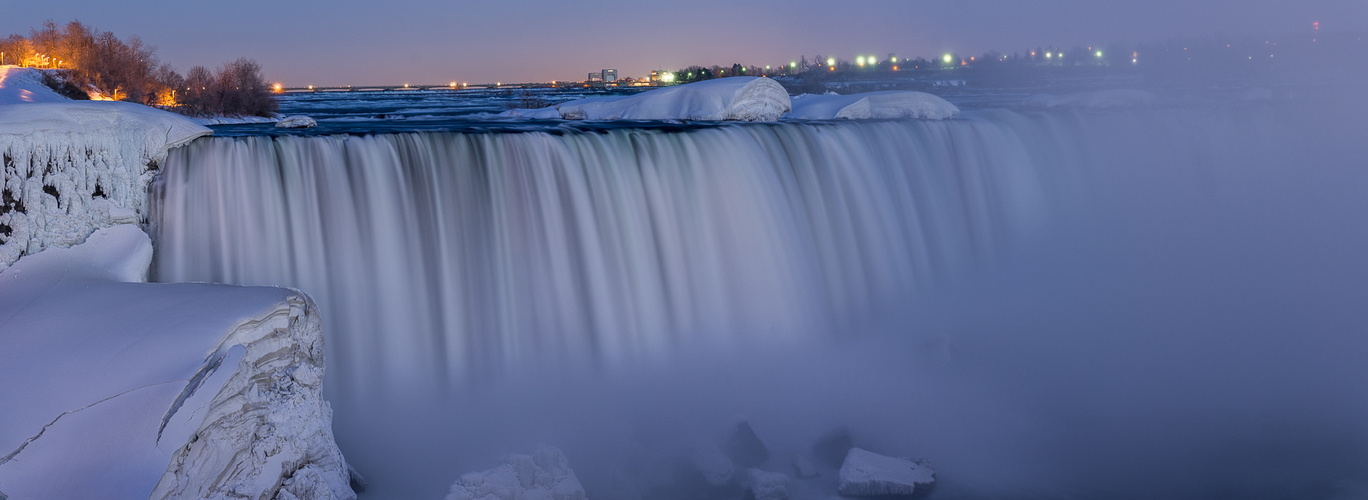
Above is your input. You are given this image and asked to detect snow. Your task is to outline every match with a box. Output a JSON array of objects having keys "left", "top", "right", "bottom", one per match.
[
  {"left": 0, "top": 225, "right": 352, "bottom": 499},
  {"left": 787, "top": 91, "right": 960, "bottom": 120},
  {"left": 554, "top": 77, "right": 790, "bottom": 121},
  {"left": 276, "top": 115, "right": 319, "bottom": 128},
  {"left": 0, "top": 66, "right": 211, "bottom": 269},
  {"left": 836, "top": 448, "right": 935, "bottom": 497},
  {"left": 1022, "top": 88, "right": 1158, "bottom": 108},
  {"left": 745, "top": 469, "right": 790, "bottom": 500},
  {"left": 499, "top": 106, "right": 564, "bottom": 119},
  {"left": 445, "top": 445, "right": 586, "bottom": 500}
]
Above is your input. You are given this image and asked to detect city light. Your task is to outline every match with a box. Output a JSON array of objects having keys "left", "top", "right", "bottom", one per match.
[
  {"left": 790, "top": 61, "right": 797, "bottom": 68},
  {"left": 1045, "top": 52, "right": 1052, "bottom": 59},
  {"left": 942, "top": 54, "right": 953, "bottom": 64},
  {"left": 826, "top": 57, "right": 835, "bottom": 66},
  {"left": 1096, "top": 51, "right": 1103, "bottom": 58},
  {"left": 273, "top": 83, "right": 282, "bottom": 93}
]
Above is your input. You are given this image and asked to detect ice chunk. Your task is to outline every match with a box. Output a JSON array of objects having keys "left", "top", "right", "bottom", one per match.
[
  {"left": 276, "top": 115, "right": 319, "bottom": 128},
  {"left": 836, "top": 448, "right": 935, "bottom": 497},
  {"left": 445, "top": 445, "right": 586, "bottom": 500},
  {"left": 555, "top": 77, "right": 790, "bottom": 121},
  {"left": 812, "top": 427, "right": 854, "bottom": 469},
  {"left": 500, "top": 106, "right": 564, "bottom": 119},
  {"left": 1022, "top": 89, "right": 1158, "bottom": 108},
  {"left": 746, "top": 468, "right": 790, "bottom": 500},
  {"left": 788, "top": 91, "right": 959, "bottom": 120}
]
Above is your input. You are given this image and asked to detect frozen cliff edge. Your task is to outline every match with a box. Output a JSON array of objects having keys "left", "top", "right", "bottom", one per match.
[
  {"left": 0, "top": 66, "right": 211, "bottom": 270},
  {"left": 0, "top": 225, "right": 352, "bottom": 499}
]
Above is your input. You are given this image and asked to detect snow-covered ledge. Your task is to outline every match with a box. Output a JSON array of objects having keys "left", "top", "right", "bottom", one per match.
[
  {"left": 0, "top": 226, "right": 353, "bottom": 499},
  {"left": 0, "top": 66, "right": 211, "bottom": 270}
]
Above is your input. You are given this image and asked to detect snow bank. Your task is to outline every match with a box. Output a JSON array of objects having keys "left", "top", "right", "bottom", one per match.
[
  {"left": 445, "top": 445, "right": 586, "bottom": 500},
  {"left": 0, "top": 225, "right": 352, "bottom": 499},
  {"left": 555, "top": 77, "right": 790, "bottom": 121},
  {"left": 0, "top": 66, "right": 211, "bottom": 270},
  {"left": 0, "top": 66, "right": 67, "bottom": 104},
  {"left": 787, "top": 91, "right": 960, "bottom": 120},
  {"left": 1023, "top": 89, "right": 1158, "bottom": 108},
  {"left": 836, "top": 448, "right": 935, "bottom": 497}
]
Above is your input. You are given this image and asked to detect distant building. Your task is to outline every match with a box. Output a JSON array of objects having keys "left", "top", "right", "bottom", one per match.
[
  {"left": 587, "top": 73, "right": 603, "bottom": 83},
  {"left": 600, "top": 69, "right": 618, "bottom": 82}
]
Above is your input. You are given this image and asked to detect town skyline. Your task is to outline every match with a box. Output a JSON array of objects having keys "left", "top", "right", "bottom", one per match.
[{"left": 2, "top": 0, "right": 1362, "bottom": 86}]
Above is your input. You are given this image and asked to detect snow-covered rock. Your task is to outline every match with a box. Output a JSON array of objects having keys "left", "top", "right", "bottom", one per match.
[
  {"left": 746, "top": 469, "right": 790, "bottom": 500},
  {"left": 554, "top": 77, "right": 790, "bottom": 121},
  {"left": 276, "top": 115, "right": 319, "bottom": 128},
  {"left": 787, "top": 91, "right": 959, "bottom": 120},
  {"left": 0, "top": 66, "right": 211, "bottom": 270},
  {"left": 721, "top": 418, "right": 771, "bottom": 469},
  {"left": 445, "top": 445, "right": 586, "bottom": 500},
  {"left": 1022, "top": 89, "right": 1158, "bottom": 108},
  {"left": 0, "top": 225, "right": 352, "bottom": 499},
  {"left": 836, "top": 448, "right": 935, "bottom": 497}
]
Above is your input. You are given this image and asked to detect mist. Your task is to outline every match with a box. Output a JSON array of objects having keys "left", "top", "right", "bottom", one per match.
[{"left": 307, "top": 89, "right": 1368, "bottom": 500}]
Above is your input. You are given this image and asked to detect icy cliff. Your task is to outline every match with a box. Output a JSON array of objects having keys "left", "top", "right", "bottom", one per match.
[
  {"left": 0, "top": 225, "right": 352, "bottom": 499},
  {"left": 0, "top": 66, "right": 210, "bottom": 269}
]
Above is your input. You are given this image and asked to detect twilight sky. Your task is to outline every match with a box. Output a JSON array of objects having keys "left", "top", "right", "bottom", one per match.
[{"left": 3, "top": 0, "right": 1363, "bottom": 85}]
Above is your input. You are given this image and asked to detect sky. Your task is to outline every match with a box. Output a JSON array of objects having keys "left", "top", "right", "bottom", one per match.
[{"left": 2, "top": 0, "right": 1364, "bottom": 86}]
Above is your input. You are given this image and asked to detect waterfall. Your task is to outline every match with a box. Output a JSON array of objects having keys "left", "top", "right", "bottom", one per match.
[{"left": 152, "top": 118, "right": 1058, "bottom": 394}]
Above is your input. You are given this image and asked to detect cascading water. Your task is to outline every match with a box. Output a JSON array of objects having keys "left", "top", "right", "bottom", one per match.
[
  {"left": 150, "top": 100, "right": 1368, "bottom": 499},
  {"left": 152, "top": 119, "right": 1054, "bottom": 393}
]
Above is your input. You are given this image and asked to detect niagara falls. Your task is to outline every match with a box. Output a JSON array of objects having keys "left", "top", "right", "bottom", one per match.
[{"left": 2, "top": 2, "right": 1367, "bottom": 499}]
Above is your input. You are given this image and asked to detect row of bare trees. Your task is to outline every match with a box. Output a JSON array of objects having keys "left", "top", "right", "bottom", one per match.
[{"left": 1, "top": 21, "right": 275, "bottom": 117}]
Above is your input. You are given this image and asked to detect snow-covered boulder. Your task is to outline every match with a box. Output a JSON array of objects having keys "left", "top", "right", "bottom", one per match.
[
  {"left": 0, "top": 225, "right": 353, "bottom": 499},
  {"left": 788, "top": 91, "right": 959, "bottom": 120},
  {"left": 721, "top": 418, "right": 770, "bottom": 469},
  {"left": 446, "top": 445, "right": 586, "bottom": 500},
  {"left": 1022, "top": 89, "right": 1158, "bottom": 108},
  {"left": 276, "top": 115, "right": 319, "bottom": 128},
  {"left": 836, "top": 448, "right": 935, "bottom": 497},
  {"left": 0, "top": 66, "right": 211, "bottom": 270},
  {"left": 555, "top": 77, "right": 790, "bottom": 121},
  {"left": 746, "top": 468, "right": 790, "bottom": 500}
]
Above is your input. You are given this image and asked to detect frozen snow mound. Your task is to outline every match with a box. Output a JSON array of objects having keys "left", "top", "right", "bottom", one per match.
[
  {"left": 276, "top": 115, "right": 319, "bottom": 128},
  {"left": 836, "top": 448, "right": 935, "bottom": 497},
  {"left": 499, "top": 106, "right": 563, "bottom": 119},
  {"left": 0, "top": 225, "right": 353, "bottom": 499},
  {"left": 446, "top": 445, "right": 586, "bottom": 500},
  {"left": 1023, "top": 89, "right": 1158, "bottom": 108},
  {"left": 0, "top": 66, "right": 211, "bottom": 270},
  {"left": 787, "top": 91, "right": 959, "bottom": 120},
  {"left": 555, "top": 77, "right": 790, "bottom": 121}
]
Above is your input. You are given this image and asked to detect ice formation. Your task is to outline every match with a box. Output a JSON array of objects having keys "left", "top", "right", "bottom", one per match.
[
  {"left": 445, "top": 445, "right": 586, "bottom": 500},
  {"left": 554, "top": 77, "right": 790, "bottom": 121},
  {"left": 1022, "top": 88, "right": 1158, "bottom": 108},
  {"left": 276, "top": 115, "right": 319, "bottom": 128},
  {"left": 0, "top": 66, "right": 210, "bottom": 269},
  {"left": 745, "top": 469, "right": 790, "bottom": 500},
  {"left": 836, "top": 448, "right": 935, "bottom": 497},
  {"left": 0, "top": 225, "right": 352, "bottom": 499},
  {"left": 787, "top": 91, "right": 960, "bottom": 120}
]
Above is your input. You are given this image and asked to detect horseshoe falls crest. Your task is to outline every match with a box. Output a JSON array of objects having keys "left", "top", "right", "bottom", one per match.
[{"left": 150, "top": 101, "right": 1368, "bottom": 499}]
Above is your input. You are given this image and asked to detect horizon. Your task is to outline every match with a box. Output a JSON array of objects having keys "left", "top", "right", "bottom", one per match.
[{"left": 2, "top": 1, "right": 1364, "bottom": 86}]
